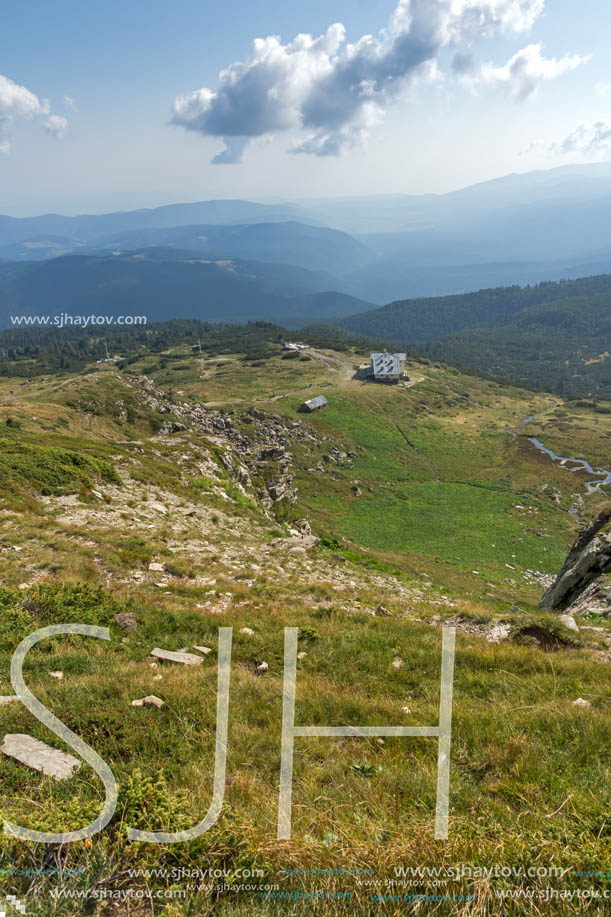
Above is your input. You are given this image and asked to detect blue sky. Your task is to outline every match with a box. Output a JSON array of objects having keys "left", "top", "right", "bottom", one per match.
[{"left": 1, "top": 0, "right": 610, "bottom": 213}]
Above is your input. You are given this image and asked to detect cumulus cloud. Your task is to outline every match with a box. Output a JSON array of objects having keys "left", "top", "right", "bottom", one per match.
[
  {"left": 44, "top": 114, "right": 69, "bottom": 138},
  {"left": 480, "top": 42, "right": 588, "bottom": 101},
  {"left": 64, "top": 94, "right": 77, "bottom": 110},
  {"left": 553, "top": 120, "right": 611, "bottom": 156},
  {"left": 0, "top": 73, "right": 67, "bottom": 153},
  {"left": 170, "top": 0, "right": 585, "bottom": 162}
]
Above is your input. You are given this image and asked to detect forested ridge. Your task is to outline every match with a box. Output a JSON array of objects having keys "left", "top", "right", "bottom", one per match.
[{"left": 331, "top": 275, "right": 611, "bottom": 398}]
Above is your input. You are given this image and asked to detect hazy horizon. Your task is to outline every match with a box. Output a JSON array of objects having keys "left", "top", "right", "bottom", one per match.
[
  {"left": 3, "top": 159, "right": 611, "bottom": 218},
  {"left": 2, "top": 0, "right": 611, "bottom": 216}
]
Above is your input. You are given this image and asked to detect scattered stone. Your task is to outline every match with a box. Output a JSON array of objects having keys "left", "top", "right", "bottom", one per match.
[
  {"left": 148, "top": 562, "right": 165, "bottom": 573},
  {"left": 0, "top": 696, "right": 19, "bottom": 705},
  {"left": 240, "top": 627, "right": 254, "bottom": 636},
  {"left": 486, "top": 623, "right": 512, "bottom": 643},
  {"left": 1, "top": 734, "right": 80, "bottom": 780},
  {"left": 132, "top": 695, "right": 165, "bottom": 709},
  {"left": 115, "top": 612, "right": 137, "bottom": 632},
  {"left": 401, "top": 705, "right": 411, "bottom": 714},
  {"left": 270, "top": 535, "right": 320, "bottom": 552},
  {"left": 152, "top": 675, "right": 163, "bottom": 682},
  {"left": 49, "top": 671, "right": 63, "bottom": 680},
  {"left": 375, "top": 606, "right": 392, "bottom": 617},
  {"left": 391, "top": 657, "right": 404, "bottom": 670},
  {"left": 18, "top": 583, "right": 29, "bottom": 591},
  {"left": 149, "top": 501, "right": 168, "bottom": 515},
  {"left": 572, "top": 697, "right": 592, "bottom": 708},
  {"left": 193, "top": 645, "right": 212, "bottom": 655},
  {"left": 297, "top": 652, "right": 308, "bottom": 660},
  {"left": 150, "top": 648, "right": 203, "bottom": 666},
  {"left": 256, "top": 662, "right": 269, "bottom": 674},
  {"left": 559, "top": 614, "right": 579, "bottom": 633}
]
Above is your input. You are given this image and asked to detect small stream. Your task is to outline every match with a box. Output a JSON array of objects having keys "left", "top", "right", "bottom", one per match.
[
  {"left": 508, "top": 401, "right": 611, "bottom": 519},
  {"left": 528, "top": 437, "right": 611, "bottom": 519}
]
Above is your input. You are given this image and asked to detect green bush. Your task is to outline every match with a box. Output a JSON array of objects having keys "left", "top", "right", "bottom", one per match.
[{"left": 0, "top": 442, "right": 119, "bottom": 496}]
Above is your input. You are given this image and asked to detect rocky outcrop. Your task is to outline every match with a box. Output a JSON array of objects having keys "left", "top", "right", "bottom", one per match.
[
  {"left": 539, "top": 507, "right": 611, "bottom": 612},
  {"left": 136, "top": 377, "right": 330, "bottom": 511}
]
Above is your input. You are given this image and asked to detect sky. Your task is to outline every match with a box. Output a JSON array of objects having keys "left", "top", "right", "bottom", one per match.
[{"left": 1, "top": 0, "right": 610, "bottom": 214}]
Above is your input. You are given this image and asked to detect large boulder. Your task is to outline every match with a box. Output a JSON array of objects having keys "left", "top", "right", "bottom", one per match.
[{"left": 540, "top": 507, "right": 611, "bottom": 611}]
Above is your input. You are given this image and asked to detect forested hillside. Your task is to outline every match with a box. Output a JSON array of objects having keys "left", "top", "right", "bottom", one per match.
[
  {"left": 336, "top": 274, "right": 611, "bottom": 342},
  {"left": 331, "top": 275, "right": 611, "bottom": 398},
  {"left": 422, "top": 294, "right": 611, "bottom": 398}
]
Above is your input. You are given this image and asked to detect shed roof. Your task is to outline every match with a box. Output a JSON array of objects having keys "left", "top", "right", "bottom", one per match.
[{"left": 302, "top": 395, "right": 328, "bottom": 409}]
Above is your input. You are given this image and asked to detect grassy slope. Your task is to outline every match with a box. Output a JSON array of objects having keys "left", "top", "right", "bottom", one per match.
[{"left": 0, "top": 352, "right": 609, "bottom": 915}]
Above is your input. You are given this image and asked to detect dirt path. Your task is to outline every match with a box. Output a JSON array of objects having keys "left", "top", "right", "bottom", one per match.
[{"left": 302, "top": 347, "right": 355, "bottom": 379}]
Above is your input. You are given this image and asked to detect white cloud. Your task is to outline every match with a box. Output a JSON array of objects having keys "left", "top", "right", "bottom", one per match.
[
  {"left": 44, "top": 114, "right": 69, "bottom": 138},
  {"left": 553, "top": 120, "right": 611, "bottom": 156},
  {"left": 171, "top": 0, "right": 584, "bottom": 162},
  {"left": 480, "top": 42, "right": 588, "bottom": 101},
  {"left": 64, "top": 94, "right": 77, "bottom": 110},
  {"left": 0, "top": 73, "right": 46, "bottom": 121},
  {"left": 0, "top": 73, "right": 68, "bottom": 153}
]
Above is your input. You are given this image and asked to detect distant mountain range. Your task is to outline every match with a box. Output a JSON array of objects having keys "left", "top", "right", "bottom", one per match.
[
  {"left": 0, "top": 198, "right": 313, "bottom": 241},
  {"left": 0, "top": 249, "right": 372, "bottom": 330},
  {"left": 1, "top": 162, "right": 611, "bottom": 354}
]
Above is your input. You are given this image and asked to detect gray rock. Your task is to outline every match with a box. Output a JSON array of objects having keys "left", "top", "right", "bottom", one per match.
[
  {"left": 485, "top": 623, "right": 512, "bottom": 643},
  {"left": 115, "top": 612, "right": 137, "bottom": 632},
  {"left": 193, "top": 645, "right": 212, "bottom": 655},
  {"left": 2, "top": 734, "right": 80, "bottom": 780},
  {"left": 148, "top": 562, "right": 165, "bottom": 572},
  {"left": 150, "top": 648, "right": 203, "bottom": 666},
  {"left": 559, "top": 614, "right": 579, "bottom": 633},
  {"left": 572, "top": 697, "right": 592, "bottom": 708},
  {"left": 148, "top": 502, "right": 168, "bottom": 515},
  {"left": 540, "top": 508, "right": 611, "bottom": 611},
  {"left": 270, "top": 535, "right": 320, "bottom": 552}
]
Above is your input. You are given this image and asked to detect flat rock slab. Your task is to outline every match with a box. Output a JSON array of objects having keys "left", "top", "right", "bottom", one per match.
[
  {"left": 132, "top": 695, "right": 165, "bottom": 708},
  {"left": 2, "top": 734, "right": 80, "bottom": 780},
  {"left": 270, "top": 535, "right": 320, "bottom": 551},
  {"left": 193, "top": 645, "right": 212, "bottom": 655},
  {"left": 150, "top": 648, "right": 203, "bottom": 666}
]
